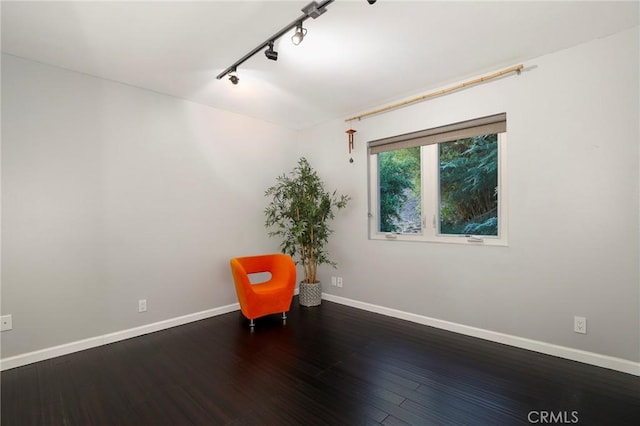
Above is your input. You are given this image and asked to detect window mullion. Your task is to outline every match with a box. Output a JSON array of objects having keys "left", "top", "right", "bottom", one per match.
[{"left": 421, "top": 145, "right": 438, "bottom": 240}]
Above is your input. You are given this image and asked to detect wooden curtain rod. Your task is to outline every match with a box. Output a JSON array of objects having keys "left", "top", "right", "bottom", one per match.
[{"left": 345, "top": 64, "right": 524, "bottom": 122}]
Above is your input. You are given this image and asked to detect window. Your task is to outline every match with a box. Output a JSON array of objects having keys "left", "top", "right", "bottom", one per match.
[{"left": 368, "top": 114, "right": 508, "bottom": 245}]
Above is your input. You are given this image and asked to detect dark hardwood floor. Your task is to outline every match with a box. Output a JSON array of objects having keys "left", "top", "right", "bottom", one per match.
[{"left": 2, "top": 297, "right": 639, "bottom": 425}]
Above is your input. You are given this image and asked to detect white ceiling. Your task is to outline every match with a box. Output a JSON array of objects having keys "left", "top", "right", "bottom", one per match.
[{"left": 2, "top": 1, "right": 638, "bottom": 129}]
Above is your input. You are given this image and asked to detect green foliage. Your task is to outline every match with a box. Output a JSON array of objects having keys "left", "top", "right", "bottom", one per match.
[
  {"left": 439, "top": 134, "right": 498, "bottom": 235},
  {"left": 376, "top": 135, "right": 498, "bottom": 236},
  {"left": 264, "top": 158, "right": 350, "bottom": 283},
  {"left": 378, "top": 147, "right": 420, "bottom": 232}
]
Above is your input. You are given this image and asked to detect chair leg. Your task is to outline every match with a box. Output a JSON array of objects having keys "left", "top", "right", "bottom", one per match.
[
  {"left": 249, "top": 318, "right": 255, "bottom": 327},
  {"left": 281, "top": 312, "right": 287, "bottom": 320}
]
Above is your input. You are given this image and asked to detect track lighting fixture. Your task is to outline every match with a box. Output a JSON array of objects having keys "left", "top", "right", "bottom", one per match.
[
  {"left": 264, "top": 41, "right": 278, "bottom": 61},
  {"left": 228, "top": 69, "right": 239, "bottom": 85},
  {"left": 291, "top": 23, "right": 307, "bottom": 46},
  {"left": 217, "top": 0, "right": 376, "bottom": 84}
]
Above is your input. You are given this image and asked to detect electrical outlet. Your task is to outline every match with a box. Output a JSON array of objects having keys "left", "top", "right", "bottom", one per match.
[
  {"left": 331, "top": 276, "right": 337, "bottom": 286},
  {"left": 1, "top": 315, "right": 13, "bottom": 332},
  {"left": 336, "top": 277, "right": 343, "bottom": 288},
  {"left": 574, "top": 316, "right": 586, "bottom": 334},
  {"left": 138, "top": 299, "right": 147, "bottom": 313}
]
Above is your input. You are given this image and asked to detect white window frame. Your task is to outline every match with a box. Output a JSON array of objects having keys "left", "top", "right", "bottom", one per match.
[{"left": 368, "top": 133, "right": 508, "bottom": 246}]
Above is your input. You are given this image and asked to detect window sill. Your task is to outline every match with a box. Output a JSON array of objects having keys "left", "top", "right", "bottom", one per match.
[{"left": 370, "top": 232, "right": 508, "bottom": 246}]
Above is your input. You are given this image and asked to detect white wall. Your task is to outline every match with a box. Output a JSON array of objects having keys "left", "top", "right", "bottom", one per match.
[
  {"left": 1, "top": 54, "right": 298, "bottom": 358},
  {"left": 2, "top": 27, "right": 638, "bottom": 368},
  {"left": 302, "top": 27, "right": 640, "bottom": 362}
]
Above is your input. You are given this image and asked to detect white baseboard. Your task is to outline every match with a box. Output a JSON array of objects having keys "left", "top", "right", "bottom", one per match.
[
  {"left": 0, "top": 303, "right": 240, "bottom": 371},
  {"left": 322, "top": 293, "right": 640, "bottom": 376},
  {"left": 3, "top": 294, "right": 638, "bottom": 376}
]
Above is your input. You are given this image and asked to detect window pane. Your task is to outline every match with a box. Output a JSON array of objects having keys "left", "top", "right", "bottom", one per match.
[
  {"left": 439, "top": 134, "right": 498, "bottom": 236},
  {"left": 378, "top": 147, "right": 421, "bottom": 233}
]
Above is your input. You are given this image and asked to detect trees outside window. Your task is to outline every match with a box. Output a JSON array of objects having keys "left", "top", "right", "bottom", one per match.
[
  {"left": 369, "top": 124, "right": 507, "bottom": 246},
  {"left": 439, "top": 134, "right": 498, "bottom": 236},
  {"left": 378, "top": 146, "right": 420, "bottom": 233}
]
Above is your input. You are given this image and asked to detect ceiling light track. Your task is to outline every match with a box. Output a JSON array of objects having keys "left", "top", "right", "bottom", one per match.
[
  {"left": 217, "top": 0, "right": 376, "bottom": 84},
  {"left": 216, "top": 0, "right": 333, "bottom": 82}
]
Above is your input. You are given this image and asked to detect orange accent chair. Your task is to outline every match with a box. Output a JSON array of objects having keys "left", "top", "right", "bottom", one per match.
[{"left": 230, "top": 254, "right": 296, "bottom": 327}]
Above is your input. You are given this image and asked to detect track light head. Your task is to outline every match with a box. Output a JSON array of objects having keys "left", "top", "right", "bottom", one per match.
[
  {"left": 264, "top": 41, "right": 278, "bottom": 61},
  {"left": 228, "top": 69, "right": 239, "bottom": 85},
  {"left": 291, "top": 23, "right": 307, "bottom": 45}
]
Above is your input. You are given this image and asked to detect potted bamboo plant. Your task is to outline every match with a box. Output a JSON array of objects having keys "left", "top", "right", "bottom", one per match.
[{"left": 264, "top": 157, "right": 349, "bottom": 306}]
